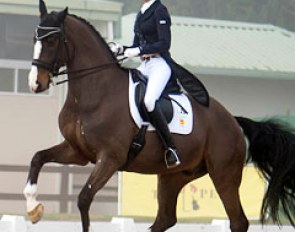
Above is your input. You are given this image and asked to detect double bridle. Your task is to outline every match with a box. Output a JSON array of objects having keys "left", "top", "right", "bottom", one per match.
[{"left": 32, "top": 22, "right": 124, "bottom": 85}]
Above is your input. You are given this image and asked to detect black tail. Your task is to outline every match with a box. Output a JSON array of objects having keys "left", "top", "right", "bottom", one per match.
[{"left": 235, "top": 116, "right": 295, "bottom": 226}]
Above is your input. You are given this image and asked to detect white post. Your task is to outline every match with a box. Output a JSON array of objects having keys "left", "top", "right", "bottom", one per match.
[
  {"left": 111, "top": 217, "right": 137, "bottom": 232},
  {"left": 0, "top": 221, "right": 12, "bottom": 232},
  {"left": 211, "top": 219, "right": 230, "bottom": 232},
  {"left": 1, "top": 215, "right": 27, "bottom": 232}
]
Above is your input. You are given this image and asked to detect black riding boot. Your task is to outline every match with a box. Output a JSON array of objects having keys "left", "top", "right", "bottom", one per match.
[{"left": 149, "top": 103, "right": 181, "bottom": 168}]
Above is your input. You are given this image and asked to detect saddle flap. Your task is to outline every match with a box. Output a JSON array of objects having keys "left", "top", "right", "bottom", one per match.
[{"left": 129, "top": 71, "right": 193, "bottom": 135}]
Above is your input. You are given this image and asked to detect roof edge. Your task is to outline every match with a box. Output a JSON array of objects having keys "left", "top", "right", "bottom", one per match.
[{"left": 188, "top": 66, "right": 295, "bottom": 80}]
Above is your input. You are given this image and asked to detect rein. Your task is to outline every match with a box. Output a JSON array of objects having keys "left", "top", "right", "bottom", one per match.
[{"left": 53, "top": 57, "right": 126, "bottom": 85}]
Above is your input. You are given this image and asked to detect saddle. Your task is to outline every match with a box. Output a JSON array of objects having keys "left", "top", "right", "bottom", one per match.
[
  {"left": 131, "top": 69, "right": 182, "bottom": 124},
  {"left": 132, "top": 61, "right": 210, "bottom": 120}
]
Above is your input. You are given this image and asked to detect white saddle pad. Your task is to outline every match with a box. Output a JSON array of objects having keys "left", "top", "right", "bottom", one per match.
[{"left": 128, "top": 72, "right": 193, "bottom": 135}]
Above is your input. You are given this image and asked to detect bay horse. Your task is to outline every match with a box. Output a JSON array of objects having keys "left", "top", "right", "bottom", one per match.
[{"left": 24, "top": 1, "right": 295, "bottom": 232}]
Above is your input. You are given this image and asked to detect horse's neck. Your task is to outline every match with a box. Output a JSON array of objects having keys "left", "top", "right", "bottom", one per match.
[{"left": 64, "top": 16, "right": 126, "bottom": 109}]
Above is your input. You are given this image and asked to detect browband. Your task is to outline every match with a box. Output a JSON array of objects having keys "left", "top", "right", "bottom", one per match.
[{"left": 35, "top": 25, "right": 61, "bottom": 40}]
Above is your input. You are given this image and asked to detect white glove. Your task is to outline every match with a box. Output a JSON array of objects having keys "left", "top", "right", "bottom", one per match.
[
  {"left": 124, "top": 47, "right": 141, "bottom": 58},
  {"left": 109, "top": 42, "right": 124, "bottom": 56}
]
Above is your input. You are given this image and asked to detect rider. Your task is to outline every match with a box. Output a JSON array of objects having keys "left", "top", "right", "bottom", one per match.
[{"left": 111, "top": 0, "right": 181, "bottom": 168}]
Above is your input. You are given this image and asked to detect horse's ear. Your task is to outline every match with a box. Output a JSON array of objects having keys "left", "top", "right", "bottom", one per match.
[
  {"left": 39, "top": 0, "right": 48, "bottom": 18},
  {"left": 57, "top": 7, "right": 68, "bottom": 22}
]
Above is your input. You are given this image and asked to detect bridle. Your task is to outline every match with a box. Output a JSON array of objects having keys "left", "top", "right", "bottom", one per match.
[{"left": 32, "top": 21, "right": 126, "bottom": 86}]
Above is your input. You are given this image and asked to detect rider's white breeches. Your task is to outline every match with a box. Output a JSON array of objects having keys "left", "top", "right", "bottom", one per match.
[{"left": 137, "top": 57, "right": 171, "bottom": 112}]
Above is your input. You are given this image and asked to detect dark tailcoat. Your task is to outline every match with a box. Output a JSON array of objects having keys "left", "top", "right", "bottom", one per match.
[{"left": 132, "top": 0, "right": 172, "bottom": 64}]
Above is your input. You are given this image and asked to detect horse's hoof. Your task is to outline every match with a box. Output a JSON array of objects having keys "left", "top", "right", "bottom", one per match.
[{"left": 27, "top": 203, "right": 44, "bottom": 224}]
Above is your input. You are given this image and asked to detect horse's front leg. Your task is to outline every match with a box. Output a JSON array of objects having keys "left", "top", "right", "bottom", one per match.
[
  {"left": 77, "top": 152, "right": 120, "bottom": 232},
  {"left": 23, "top": 141, "right": 88, "bottom": 223}
]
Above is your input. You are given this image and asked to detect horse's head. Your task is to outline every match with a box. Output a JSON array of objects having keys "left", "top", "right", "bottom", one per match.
[{"left": 28, "top": 0, "right": 68, "bottom": 93}]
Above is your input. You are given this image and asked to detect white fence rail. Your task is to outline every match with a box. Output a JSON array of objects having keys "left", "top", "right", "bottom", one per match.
[{"left": 1, "top": 215, "right": 294, "bottom": 232}]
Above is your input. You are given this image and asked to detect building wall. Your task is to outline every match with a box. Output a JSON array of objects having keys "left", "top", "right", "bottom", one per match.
[{"left": 200, "top": 74, "right": 295, "bottom": 118}]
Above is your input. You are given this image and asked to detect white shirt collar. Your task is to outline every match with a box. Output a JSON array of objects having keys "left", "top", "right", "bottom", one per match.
[{"left": 141, "top": 0, "right": 157, "bottom": 14}]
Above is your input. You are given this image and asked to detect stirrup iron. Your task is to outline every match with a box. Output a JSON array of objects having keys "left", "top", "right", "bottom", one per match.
[{"left": 165, "top": 147, "right": 181, "bottom": 169}]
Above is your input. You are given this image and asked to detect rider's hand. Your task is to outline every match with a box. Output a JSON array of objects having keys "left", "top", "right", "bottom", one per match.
[
  {"left": 124, "top": 47, "right": 140, "bottom": 58},
  {"left": 109, "top": 42, "right": 124, "bottom": 56}
]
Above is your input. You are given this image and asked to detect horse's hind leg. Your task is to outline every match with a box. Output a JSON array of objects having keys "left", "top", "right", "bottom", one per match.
[
  {"left": 23, "top": 141, "right": 88, "bottom": 223},
  {"left": 212, "top": 177, "right": 249, "bottom": 232},
  {"left": 208, "top": 146, "right": 249, "bottom": 231},
  {"left": 150, "top": 172, "right": 199, "bottom": 232}
]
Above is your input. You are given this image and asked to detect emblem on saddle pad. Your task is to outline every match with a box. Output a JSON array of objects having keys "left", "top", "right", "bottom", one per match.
[{"left": 128, "top": 71, "right": 193, "bottom": 135}]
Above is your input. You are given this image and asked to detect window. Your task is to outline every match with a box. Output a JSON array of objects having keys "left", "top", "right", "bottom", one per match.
[
  {"left": 0, "top": 62, "right": 50, "bottom": 96},
  {"left": 0, "top": 68, "right": 14, "bottom": 92},
  {"left": 17, "top": 69, "right": 31, "bottom": 94}
]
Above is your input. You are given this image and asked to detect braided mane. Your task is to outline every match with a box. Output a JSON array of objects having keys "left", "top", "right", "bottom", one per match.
[{"left": 69, "top": 14, "right": 117, "bottom": 61}]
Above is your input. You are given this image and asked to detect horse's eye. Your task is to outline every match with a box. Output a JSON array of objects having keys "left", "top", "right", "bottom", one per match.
[
  {"left": 44, "top": 35, "right": 58, "bottom": 46},
  {"left": 46, "top": 37, "right": 56, "bottom": 44}
]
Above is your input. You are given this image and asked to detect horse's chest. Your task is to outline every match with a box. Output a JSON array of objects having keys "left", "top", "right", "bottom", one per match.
[{"left": 60, "top": 112, "right": 96, "bottom": 160}]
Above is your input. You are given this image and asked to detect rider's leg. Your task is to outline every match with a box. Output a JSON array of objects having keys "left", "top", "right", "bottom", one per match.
[
  {"left": 143, "top": 57, "right": 181, "bottom": 168},
  {"left": 148, "top": 102, "right": 181, "bottom": 168}
]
